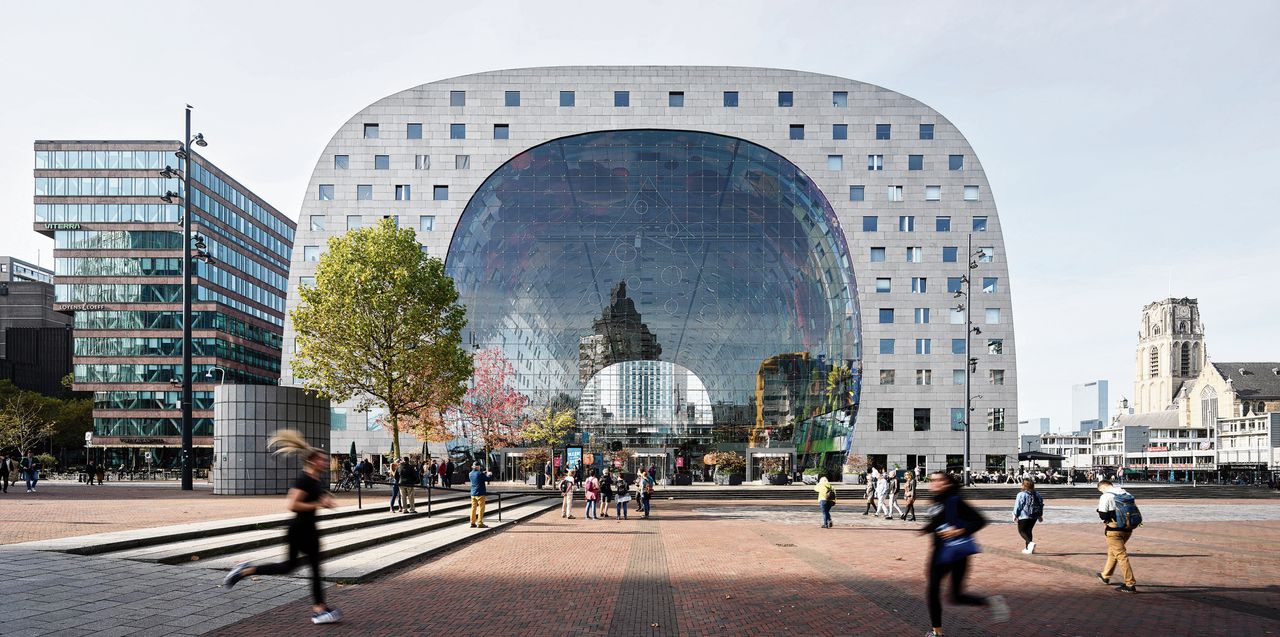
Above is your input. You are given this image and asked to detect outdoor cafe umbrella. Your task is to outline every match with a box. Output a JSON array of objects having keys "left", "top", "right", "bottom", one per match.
[{"left": 349, "top": 440, "right": 356, "bottom": 461}]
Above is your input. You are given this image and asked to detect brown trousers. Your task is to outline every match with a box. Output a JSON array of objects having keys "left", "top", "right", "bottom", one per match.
[{"left": 1102, "top": 528, "right": 1136, "bottom": 586}]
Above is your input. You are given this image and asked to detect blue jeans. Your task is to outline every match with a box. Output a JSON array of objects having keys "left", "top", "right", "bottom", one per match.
[
  {"left": 616, "top": 499, "right": 629, "bottom": 518},
  {"left": 640, "top": 494, "right": 651, "bottom": 516},
  {"left": 820, "top": 499, "right": 834, "bottom": 526},
  {"left": 389, "top": 485, "right": 401, "bottom": 509},
  {"left": 584, "top": 499, "right": 597, "bottom": 518},
  {"left": 25, "top": 471, "right": 38, "bottom": 490}
]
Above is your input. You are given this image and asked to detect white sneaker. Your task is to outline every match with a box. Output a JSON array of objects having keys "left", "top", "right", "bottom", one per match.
[
  {"left": 1027, "top": 541, "right": 1036, "bottom": 554},
  {"left": 1020, "top": 547, "right": 1031, "bottom": 554},
  {"left": 312, "top": 608, "right": 342, "bottom": 624},
  {"left": 989, "top": 595, "right": 1010, "bottom": 623}
]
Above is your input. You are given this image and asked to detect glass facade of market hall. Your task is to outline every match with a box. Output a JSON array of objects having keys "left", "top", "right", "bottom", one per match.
[{"left": 446, "top": 129, "right": 862, "bottom": 457}]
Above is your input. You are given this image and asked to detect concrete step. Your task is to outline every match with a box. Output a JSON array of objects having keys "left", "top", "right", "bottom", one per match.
[
  {"left": 111, "top": 494, "right": 476, "bottom": 564},
  {"left": 322, "top": 496, "right": 560, "bottom": 583},
  {"left": 195, "top": 494, "right": 542, "bottom": 571}
]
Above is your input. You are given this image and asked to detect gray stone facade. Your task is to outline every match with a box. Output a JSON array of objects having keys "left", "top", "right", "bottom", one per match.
[
  {"left": 282, "top": 67, "right": 1018, "bottom": 472},
  {"left": 212, "top": 385, "right": 330, "bottom": 495}
]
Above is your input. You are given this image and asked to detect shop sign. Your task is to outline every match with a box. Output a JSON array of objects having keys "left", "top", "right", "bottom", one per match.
[
  {"left": 1147, "top": 446, "right": 1169, "bottom": 452},
  {"left": 44, "top": 223, "right": 81, "bottom": 230}
]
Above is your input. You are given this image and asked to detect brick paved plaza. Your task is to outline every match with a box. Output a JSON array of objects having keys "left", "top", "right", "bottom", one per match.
[{"left": 3, "top": 484, "right": 1279, "bottom": 636}]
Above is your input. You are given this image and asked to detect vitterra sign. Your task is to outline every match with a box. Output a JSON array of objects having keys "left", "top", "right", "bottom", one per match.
[{"left": 43, "top": 223, "right": 81, "bottom": 230}]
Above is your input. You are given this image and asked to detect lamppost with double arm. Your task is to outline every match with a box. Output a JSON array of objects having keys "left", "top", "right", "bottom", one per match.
[{"left": 952, "top": 234, "right": 986, "bottom": 487}]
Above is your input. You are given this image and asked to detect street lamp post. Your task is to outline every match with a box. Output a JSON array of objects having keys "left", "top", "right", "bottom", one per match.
[{"left": 955, "top": 234, "right": 985, "bottom": 487}]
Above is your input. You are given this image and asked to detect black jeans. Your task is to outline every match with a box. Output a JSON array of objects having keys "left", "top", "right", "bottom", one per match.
[
  {"left": 254, "top": 524, "right": 325, "bottom": 606},
  {"left": 1017, "top": 518, "right": 1037, "bottom": 546},
  {"left": 926, "top": 554, "right": 987, "bottom": 628}
]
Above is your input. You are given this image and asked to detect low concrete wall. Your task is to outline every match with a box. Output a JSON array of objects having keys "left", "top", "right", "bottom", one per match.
[{"left": 212, "top": 385, "right": 330, "bottom": 495}]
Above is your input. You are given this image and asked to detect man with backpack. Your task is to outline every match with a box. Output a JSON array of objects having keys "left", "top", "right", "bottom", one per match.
[{"left": 1095, "top": 479, "right": 1140, "bottom": 592}]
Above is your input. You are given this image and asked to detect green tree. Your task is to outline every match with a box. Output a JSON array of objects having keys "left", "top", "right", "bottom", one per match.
[
  {"left": 523, "top": 407, "right": 576, "bottom": 447},
  {"left": 291, "top": 218, "right": 472, "bottom": 460},
  {"left": 0, "top": 390, "right": 56, "bottom": 455}
]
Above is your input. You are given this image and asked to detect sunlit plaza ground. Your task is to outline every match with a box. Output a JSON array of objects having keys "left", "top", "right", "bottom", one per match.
[{"left": 2, "top": 482, "right": 1279, "bottom": 636}]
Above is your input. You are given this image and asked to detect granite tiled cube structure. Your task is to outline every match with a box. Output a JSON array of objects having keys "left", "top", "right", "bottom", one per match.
[{"left": 212, "top": 385, "right": 331, "bottom": 495}]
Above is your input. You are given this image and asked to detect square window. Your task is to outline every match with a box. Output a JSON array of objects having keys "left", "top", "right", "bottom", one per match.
[
  {"left": 987, "top": 408, "right": 1006, "bottom": 431},
  {"left": 832, "top": 91, "right": 848, "bottom": 107},
  {"left": 947, "top": 277, "right": 963, "bottom": 293},
  {"left": 875, "top": 277, "right": 891, "bottom": 293},
  {"left": 382, "top": 214, "right": 399, "bottom": 227},
  {"left": 887, "top": 185, "right": 903, "bottom": 201},
  {"left": 878, "top": 308, "right": 894, "bottom": 324},
  {"left": 973, "top": 216, "right": 989, "bottom": 232},
  {"left": 988, "top": 369, "right": 1004, "bottom": 385},
  {"left": 668, "top": 91, "right": 684, "bottom": 107},
  {"left": 863, "top": 215, "right": 878, "bottom": 231},
  {"left": 778, "top": 91, "right": 793, "bottom": 107},
  {"left": 455, "top": 155, "right": 470, "bottom": 170},
  {"left": 789, "top": 124, "right": 805, "bottom": 140},
  {"left": 876, "top": 408, "right": 894, "bottom": 432},
  {"left": 318, "top": 184, "right": 334, "bottom": 200},
  {"left": 951, "top": 339, "right": 967, "bottom": 354},
  {"left": 915, "top": 338, "right": 932, "bottom": 355},
  {"left": 420, "top": 245, "right": 430, "bottom": 256},
  {"left": 914, "top": 408, "right": 931, "bottom": 431},
  {"left": 942, "top": 246, "right": 958, "bottom": 262},
  {"left": 299, "top": 276, "right": 316, "bottom": 287},
  {"left": 951, "top": 408, "right": 965, "bottom": 431},
  {"left": 950, "top": 308, "right": 965, "bottom": 324},
  {"left": 346, "top": 215, "right": 361, "bottom": 231},
  {"left": 898, "top": 215, "right": 914, "bottom": 232},
  {"left": 309, "top": 215, "right": 325, "bottom": 232},
  {"left": 363, "top": 123, "right": 379, "bottom": 139},
  {"left": 505, "top": 90, "right": 521, "bottom": 107},
  {"left": 395, "top": 184, "right": 411, "bottom": 201},
  {"left": 450, "top": 123, "right": 465, "bottom": 139},
  {"left": 936, "top": 216, "right": 951, "bottom": 232},
  {"left": 949, "top": 155, "right": 964, "bottom": 170},
  {"left": 911, "top": 277, "right": 927, "bottom": 293},
  {"left": 449, "top": 90, "right": 465, "bottom": 106},
  {"left": 407, "top": 123, "right": 423, "bottom": 139},
  {"left": 914, "top": 308, "right": 930, "bottom": 324},
  {"left": 908, "top": 155, "right": 924, "bottom": 170},
  {"left": 925, "top": 185, "right": 941, "bottom": 201},
  {"left": 559, "top": 91, "right": 575, "bottom": 107},
  {"left": 356, "top": 185, "right": 372, "bottom": 200},
  {"left": 987, "top": 339, "right": 1004, "bottom": 354},
  {"left": 906, "top": 247, "right": 922, "bottom": 262},
  {"left": 870, "top": 247, "right": 886, "bottom": 262},
  {"left": 879, "top": 338, "right": 895, "bottom": 355},
  {"left": 832, "top": 124, "right": 848, "bottom": 140},
  {"left": 614, "top": 91, "right": 630, "bottom": 107},
  {"left": 415, "top": 155, "right": 430, "bottom": 170},
  {"left": 374, "top": 155, "right": 389, "bottom": 170},
  {"left": 919, "top": 123, "right": 935, "bottom": 140},
  {"left": 952, "top": 370, "right": 966, "bottom": 386},
  {"left": 916, "top": 370, "right": 933, "bottom": 386},
  {"left": 867, "top": 155, "right": 883, "bottom": 171},
  {"left": 493, "top": 124, "right": 509, "bottom": 140},
  {"left": 334, "top": 155, "right": 349, "bottom": 170},
  {"left": 850, "top": 185, "right": 865, "bottom": 201},
  {"left": 875, "top": 123, "right": 891, "bottom": 140},
  {"left": 433, "top": 185, "right": 449, "bottom": 201},
  {"left": 723, "top": 91, "right": 739, "bottom": 107},
  {"left": 303, "top": 246, "right": 320, "bottom": 261},
  {"left": 964, "top": 185, "right": 980, "bottom": 201},
  {"left": 827, "top": 155, "right": 843, "bottom": 170},
  {"left": 880, "top": 370, "right": 895, "bottom": 385},
  {"left": 978, "top": 247, "right": 995, "bottom": 262},
  {"left": 419, "top": 215, "right": 435, "bottom": 232}
]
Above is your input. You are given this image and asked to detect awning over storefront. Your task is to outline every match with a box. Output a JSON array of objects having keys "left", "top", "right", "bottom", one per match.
[
  {"left": 1017, "top": 450, "right": 1065, "bottom": 462},
  {"left": 88, "top": 436, "right": 213, "bottom": 449}
]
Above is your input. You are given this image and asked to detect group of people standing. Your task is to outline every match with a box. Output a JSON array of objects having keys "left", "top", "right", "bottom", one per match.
[
  {"left": 558, "top": 466, "right": 657, "bottom": 521},
  {"left": 0, "top": 451, "right": 40, "bottom": 493}
]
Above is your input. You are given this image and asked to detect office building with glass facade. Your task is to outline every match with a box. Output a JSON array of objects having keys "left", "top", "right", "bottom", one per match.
[
  {"left": 283, "top": 67, "right": 1017, "bottom": 476},
  {"left": 33, "top": 141, "right": 295, "bottom": 469}
]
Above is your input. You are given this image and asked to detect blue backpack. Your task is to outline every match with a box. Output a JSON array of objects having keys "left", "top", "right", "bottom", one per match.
[{"left": 1112, "top": 493, "right": 1143, "bottom": 530}]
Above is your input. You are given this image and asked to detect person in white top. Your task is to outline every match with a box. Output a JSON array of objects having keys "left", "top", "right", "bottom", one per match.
[
  {"left": 874, "top": 472, "right": 890, "bottom": 517},
  {"left": 1095, "top": 480, "right": 1137, "bottom": 592}
]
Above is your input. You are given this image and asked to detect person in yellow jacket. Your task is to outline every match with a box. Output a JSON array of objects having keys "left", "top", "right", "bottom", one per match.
[{"left": 815, "top": 476, "right": 837, "bottom": 528}]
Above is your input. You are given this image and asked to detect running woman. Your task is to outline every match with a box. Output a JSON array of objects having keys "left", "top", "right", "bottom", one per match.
[{"left": 222, "top": 430, "right": 342, "bottom": 625}]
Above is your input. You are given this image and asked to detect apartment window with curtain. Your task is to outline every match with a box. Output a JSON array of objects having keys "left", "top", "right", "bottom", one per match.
[
  {"left": 395, "top": 185, "right": 411, "bottom": 201},
  {"left": 911, "top": 277, "right": 927, "bottom": 293},
  {"left": 880, "top": 370, "right": 896, "bottom": 385},
  {"left": 346, "top": 215, "right": 361, "bottom": 231},
  {"left": 916, "top": 370, "right": 933, "bottom": 386},
  {"left": 868, "top": 155, "right": 883, "bottom": 171},
  {"left": 925, "top": 185, "right": 941, "bottom": 201}
]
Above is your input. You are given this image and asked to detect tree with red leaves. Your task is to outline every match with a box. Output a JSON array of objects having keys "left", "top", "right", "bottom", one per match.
[{"left": 455, "top": 348, "right": 529, "bottom": 463}]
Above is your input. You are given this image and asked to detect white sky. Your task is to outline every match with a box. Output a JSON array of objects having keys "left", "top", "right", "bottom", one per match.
[{"left": 2, "top": 0, "right": 1277, "bottom": 433}]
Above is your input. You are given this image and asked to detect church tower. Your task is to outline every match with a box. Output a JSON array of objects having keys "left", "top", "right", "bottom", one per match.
[{"left": 1133, "top": 298, "right": 1206, "bottom": 413}]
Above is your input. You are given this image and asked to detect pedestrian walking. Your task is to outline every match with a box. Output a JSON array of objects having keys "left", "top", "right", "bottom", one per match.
[
  {"left": 95, "top": 462, "right": 105, "bottom": 485},
  {"left": 398, "top": 456, "right": 418, "bottom": 514},
  {"left": 816, "top": 476, "right": 837, "bottom": 528},
  {"left": 638, "top": 471, "right": 655, "bottom": 518},
  {"left": 559, "top": 469, "right": 577, "bottom": 518},
  {"left": 875, "top": 471, "right": 890, "bottom": 517},
  {"left": 222, "top": 430, "right": 342, "bottom": 625},
  {"left": 901, "top": 471, "right": 918, "bottom": 521},
  {"left": 1013, "top": 479, "right": 1044, "bottom": 554},
  {"left": 599, "top": 468, "right": 614, "bottom": 517},
  {"left": 1095, "top": 479, "right": 1139, "bottom": 592},
  {"left": 469, "top": 462, "right": 491, "bottom": 528},
  {"left": 85, "top": 460, "right": 96, "bottom": 486},
  {"left": 920, "top": 471, "right": 1008, "bottom": 636},
  {"left": 613, "top": 471, "right": 631, "bottom": 520},
  {"left": 443, "top": 459, "right": 455, "bottom": 488},
  {"left": 863, "top": 472, "right": 876, "bottom": 515},
  {"left": 388, "top": 460, "right": 402, "bottom": 513},
  {"left": 427, "top": 460, "right": 438, "bottom": 487},
  {"left": 21, "top": 451, "right": 40, "bottom": 493},
  {"left": 583, "top": 469, "right": 600, "bottom": 519},
  {"left": 886, "top": 471, "right": 905, "bottom": 519},
  {"left": 0, "top": 454, "right": 9, "bottom": 493}
]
